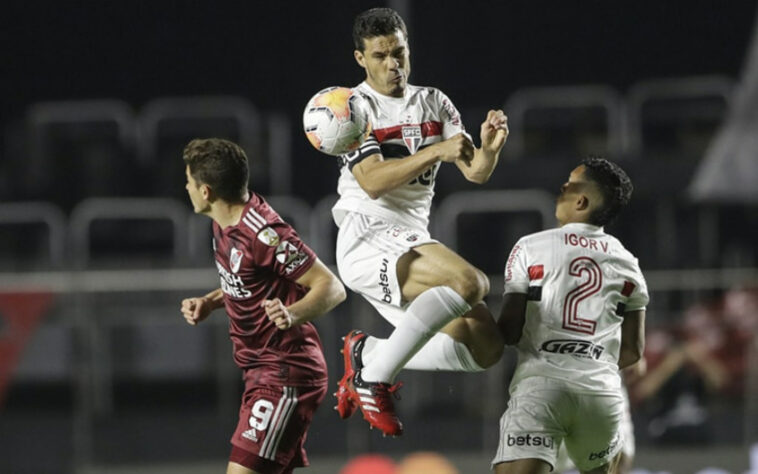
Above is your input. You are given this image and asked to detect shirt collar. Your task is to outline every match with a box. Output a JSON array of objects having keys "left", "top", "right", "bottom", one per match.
[{"left": 560, "top": 222, "right": 604, "bottom": 233}]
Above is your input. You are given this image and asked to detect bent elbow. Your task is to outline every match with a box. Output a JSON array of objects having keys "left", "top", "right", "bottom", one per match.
[
  {"left": 327, "top": 276, "right": 347, "bottom": 305},
  {"left": 619, "top": 345, "right": 643, "bottom": 369},
  {"left": 630, "top": 350, "right": 643, "bottom": 366},
  {"left": 633, "top": 335, "right": 645, "bottom": 362},
  {"left": 334, "top": 283, "right": 347, "bottom": 304},
  {"left": 366, "top": 190, "right": 384, "bottom": 200},
  {"left": 358, "top": 183, "right": 385, "bottom": 200}
]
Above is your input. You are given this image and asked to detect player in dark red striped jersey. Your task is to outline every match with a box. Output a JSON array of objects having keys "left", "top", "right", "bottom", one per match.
[
  {"left": 180, "top": 138, "right": 346, "bottom": 474},
  {"left": 333, "top": 7, "right": 509, "bottom": 436}
]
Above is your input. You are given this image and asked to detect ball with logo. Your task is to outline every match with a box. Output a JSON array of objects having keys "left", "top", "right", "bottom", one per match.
[{"left": 302, "top": 86, "right": 371, "bottom": 156}]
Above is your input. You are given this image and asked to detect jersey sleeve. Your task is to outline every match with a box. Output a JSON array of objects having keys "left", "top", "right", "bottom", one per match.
[
  {"left": 251, "top": 220, "right": 316, "bottom": 281},
  {"left": 436, "top": 89, "right": 470, "bottom": 140},
  {"left": 503, "top": 238, "right": 530, "bottom": 294},
  {"left": 625, "top": 260, "right": 650, "bottom": 311}
]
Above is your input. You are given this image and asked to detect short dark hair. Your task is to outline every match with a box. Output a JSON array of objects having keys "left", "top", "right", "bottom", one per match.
[
  {"left": 353, "top": 7, "right": 408, "bottom": 51},
  {"left": 581, "top": 156, "right": 633, "bottom": 226},
  {"left": 182, "top": 138, "right": 249, "bottom": 202}
]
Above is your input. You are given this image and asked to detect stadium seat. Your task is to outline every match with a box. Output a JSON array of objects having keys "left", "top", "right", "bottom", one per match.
[
  {"left": 25, "top": 99, "right": 139, "bottom": 211},
  {"left": 137, "top": 96, "right": 266, "bottom": 200},
  {"left": 0, "top": 202, "right": 67, "bottom": 269},
  {"left": 69, "top": 197, "right": 190, "bottom": 267},
  {"left": 501, "top": 84, "right": 625, "bottom": 162},
  {"left": 625, "top": 75, "right": 733, "bottom": 160}
]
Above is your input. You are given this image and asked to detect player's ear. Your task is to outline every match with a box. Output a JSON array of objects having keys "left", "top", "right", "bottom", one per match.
[
  {"left": 354, "top": 49, "right": 366, "bottom": 68},
  {"left": 200, "top": 183, "right": 213, "bottom": 201},
  {"left": 576, "top": 194, "right": 590, "bottom": 211}
]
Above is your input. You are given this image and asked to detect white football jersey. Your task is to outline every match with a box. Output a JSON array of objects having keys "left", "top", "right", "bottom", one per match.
[
  {"left": 503, "top": 223, "right": 649, "bottom": 392},
  {"left": 332, "top": 81, "right": 468, "bottom": 229}
]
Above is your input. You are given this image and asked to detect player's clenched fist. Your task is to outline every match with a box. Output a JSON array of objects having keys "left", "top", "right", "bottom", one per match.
[
  {"left": 435, "top": 133, "right": 474, "bottom": 163},
  {"left": 181, "top": 297, "right": 213, "bottom": 326},
  {"left": 262, "top": 298, "right": 294, "bottom": 330}
]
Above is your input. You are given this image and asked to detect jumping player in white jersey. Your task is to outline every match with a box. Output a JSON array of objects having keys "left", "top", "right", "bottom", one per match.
[
  {"left": 333, "top": 7, "right": 510, "bottom": 437},
  {"left": 493, "top": 157, "right": 648, "bottom": 474}
]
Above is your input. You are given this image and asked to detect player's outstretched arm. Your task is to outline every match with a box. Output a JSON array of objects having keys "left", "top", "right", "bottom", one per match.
[
  {"left": 618, "top": 309, "right": 645, "bottom": 369},
  {"left": 263, "top": 258, "right": 346, "bottom": 330},
  {"left": 456, "top": 110, "right": 509, "bottom": 183},
  {"left": 352, "top": 134, "right": 474, "bottom": 199},
  {"left": 497, "top": 292, "right": 527, "bottom": 345},
  {"left": 180, "top": 288, "right": 225, "bottom": 326}
]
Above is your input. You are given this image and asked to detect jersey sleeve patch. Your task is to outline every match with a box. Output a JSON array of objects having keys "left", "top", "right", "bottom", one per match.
[
  {"left": 436, "top": 89, "right": 467, "bottom": 139},
  {"left": 617, "top": 280, "right": 642, "bottom": 315},
  {"left": 275, "top": 240, "right": 310, "bottom": 275},
  {"left": 256, "top": 227, "right": 280, "bottom": 246},
  {"left": 250, "top": 218, "right": 316, "bottom": 281},
  {"left": 504, "top": 242, "right": 529, "bottom": 294},
  {"left": 528, "top": 265, "right": 544, "bottom": 281},
  {"left": 526, "top": 264, "right": 543, "bottom": 300}
]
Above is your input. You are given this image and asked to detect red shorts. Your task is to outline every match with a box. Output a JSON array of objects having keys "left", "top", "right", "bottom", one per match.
[{"left": 230, "top": 376, "right": 327, "bottom": 474}]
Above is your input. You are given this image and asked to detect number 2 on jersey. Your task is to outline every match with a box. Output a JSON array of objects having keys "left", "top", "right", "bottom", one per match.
[{"left": 562, "top": 257, "right": 602, "bottom": 335}]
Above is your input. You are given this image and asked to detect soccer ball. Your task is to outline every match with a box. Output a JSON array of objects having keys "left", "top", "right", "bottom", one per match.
[{"left": 303, "top": 87, "right": 371, "bottom": 156}]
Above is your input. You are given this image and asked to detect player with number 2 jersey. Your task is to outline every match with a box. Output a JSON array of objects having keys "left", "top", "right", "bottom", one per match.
[{"left": 494, "top": 157, "right": 648, "bottom": 474}]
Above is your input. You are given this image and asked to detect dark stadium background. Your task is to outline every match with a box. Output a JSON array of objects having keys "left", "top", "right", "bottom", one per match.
[
  {"left": 3, "top": 1, "right": 755, "bottom": 204},
  {"left": 2, "top": 1, "right": 757, "bottom": 473}
]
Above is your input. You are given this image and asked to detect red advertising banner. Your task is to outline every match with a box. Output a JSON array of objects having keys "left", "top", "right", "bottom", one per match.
[{"left": 0, "top": 292, "right": 54, "bottom": 408}]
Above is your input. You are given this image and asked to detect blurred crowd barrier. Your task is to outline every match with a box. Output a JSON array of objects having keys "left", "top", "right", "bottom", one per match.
[
  {"left": 2, "top": 75, "right": 756, "bottom": 276},
  {"left": 0, "top": 75, "right": 744, "bottom": 204},
  {"left": 0, "top": 269, "right": 756, "bottom": 473},
  {"left": 0, "top": 207, "right": 756, "bottom": 473}
]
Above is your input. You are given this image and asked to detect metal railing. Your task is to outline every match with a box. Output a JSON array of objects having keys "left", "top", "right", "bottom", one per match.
[
  {"left": 624, "top": 75, "right": 734, "bottom": 156},
  {"left": 69, "top": 197, "right": 190, "bottom": 265},
  {"left": 25, "top": 99, "right": 138, "bottom": 193},
  {"left": 433, "top": 189, "right": 556, "bottom": 248},
  {"left": 136, "top": 95, "right": 261, "bottom": 166},
  {"left": 0, "top": 202, "right": 67, "bottom": 266},
  {"left": 503, "top": 84, "right": 625, "bottom": 159}
]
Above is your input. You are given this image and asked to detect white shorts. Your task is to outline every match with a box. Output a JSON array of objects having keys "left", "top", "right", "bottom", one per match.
[
  {"left": 335, "top": 212, "right": 436, "bottom": 327},
  {"left": 492, "top": 377, "right": 625, "bottom": 472},
  {"left": 553, "top": 386, "right": 634, "bottom": 472}
]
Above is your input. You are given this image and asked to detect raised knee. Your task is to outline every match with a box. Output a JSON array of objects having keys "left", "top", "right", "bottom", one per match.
[
  {"left": 477, "top": 342, "right": 504, "bottom": 368},
  {"left": 448, "top": 268, "right": 489, "bottom": 304}
]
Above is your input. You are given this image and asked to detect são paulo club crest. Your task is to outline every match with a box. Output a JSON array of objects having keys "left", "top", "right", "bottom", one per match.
[
  {"left": 402, "top": 125, "right": 422, "bottom": 154},
  {"left": 230, "top": 247, "right": 243, "bottom": 273}
]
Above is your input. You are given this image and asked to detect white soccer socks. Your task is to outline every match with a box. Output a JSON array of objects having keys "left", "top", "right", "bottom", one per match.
[
  {"left": 360, "top": 286, "right": 472, "bottom": 383},
  {"left": 363, "top": 332, "right": 484, "bottom": 373}
]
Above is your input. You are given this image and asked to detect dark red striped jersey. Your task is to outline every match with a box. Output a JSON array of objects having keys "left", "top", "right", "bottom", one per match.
[
  {"left": 333, "top": 81, "right": 470, "bottom": 229},
  {"left": 212, "top": 192, "right": 326, "bottom": 386}
]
